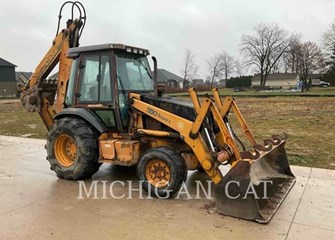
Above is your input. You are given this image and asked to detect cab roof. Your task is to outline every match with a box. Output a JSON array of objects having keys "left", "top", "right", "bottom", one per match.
[{"left": 67, "top": 43, "right": 150, "bottom": 58}]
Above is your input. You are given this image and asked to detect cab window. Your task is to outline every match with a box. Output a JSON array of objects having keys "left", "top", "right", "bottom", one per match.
[
  {"left": 78, "top": 53, "right": 112, "bottom": 103},
  {"left": 115, "top": 53, "right": 153, "bottom": 127}
]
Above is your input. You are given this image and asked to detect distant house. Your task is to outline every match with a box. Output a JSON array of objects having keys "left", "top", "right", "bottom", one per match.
[
  {"left": 309, "top": 74, "right": 323, "bottom": 86},
  {"left": 15, "top": 71, "right": 33, "bottom": 87},
  {"left": 156, "top": 69, "right": 183, "bottom": 88},
  {"left": 0, "top": 58, "right": 17, "bottom": 97},
  {"left": 251, "top": 73, "right": 299, "bottom": 89},
  {"left": 192, "top": 79, "right": 204, "bottom": 87}
]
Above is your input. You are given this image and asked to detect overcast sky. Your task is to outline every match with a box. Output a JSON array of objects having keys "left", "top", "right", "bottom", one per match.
[{"left": 1, "top": 0, "right": 334, "bottom": 79}]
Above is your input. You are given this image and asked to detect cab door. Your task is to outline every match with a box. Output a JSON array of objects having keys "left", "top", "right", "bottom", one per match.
[{"left": 74, "top": 52, "right": 120, "bottom": 130}]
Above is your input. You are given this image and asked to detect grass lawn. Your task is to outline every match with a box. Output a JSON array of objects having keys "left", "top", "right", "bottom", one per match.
[
  {"left": 220, "top": 86, "right": 335, "bottom": 96},
  {"left": 169, "top": 86, "right": 335, "bottom": 97},
  {"left": 0, "top": 100, "right": 46, "bottom": 139},
  {"left": 226, "top": 96, "right": 335, "bottom": 170},
  {"left": 0, "top": 96, "right": 334, "bottom": 169}
]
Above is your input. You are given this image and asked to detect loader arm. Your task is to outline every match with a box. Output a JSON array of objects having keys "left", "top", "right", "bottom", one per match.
[
  {"left": 130, "top": 88, "right": 295, "bottom": 223},
  {"left": 129, "top": 89, "right": 246, "bottom": 184},
  {"left": 18, "top": 2, "right": 85, "bottom": 130}
]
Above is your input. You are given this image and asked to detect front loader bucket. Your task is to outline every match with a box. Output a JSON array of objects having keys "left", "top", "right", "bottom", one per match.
[{"left": 215, "top": 135, "right": 295, "bottom": 223}]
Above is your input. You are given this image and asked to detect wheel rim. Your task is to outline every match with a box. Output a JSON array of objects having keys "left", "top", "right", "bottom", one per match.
[
  {"left": 145, "top": 159, "right": 171, "bottom": 188},
  {"left": 54, "top": 134, "right": 77, "bottom": 167}
]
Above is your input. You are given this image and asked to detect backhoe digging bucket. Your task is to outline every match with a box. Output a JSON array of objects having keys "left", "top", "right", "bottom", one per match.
[{"left": 215, "top": 135, "right": 295, "bottom": 223}]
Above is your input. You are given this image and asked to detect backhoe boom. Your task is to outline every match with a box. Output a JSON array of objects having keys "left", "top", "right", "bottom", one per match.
[{"left": 18, "top": 4, "right": 84, "bottom": 129}]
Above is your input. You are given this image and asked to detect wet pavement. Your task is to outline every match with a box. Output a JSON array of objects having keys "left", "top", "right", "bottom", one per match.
[{"left": 0, "top": 135, "right": 334, "bottom": 240}]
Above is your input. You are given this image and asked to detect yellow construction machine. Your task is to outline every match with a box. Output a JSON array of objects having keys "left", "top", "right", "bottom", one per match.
[{"left": 18, "top": 2, "right": 295, "bottom": 223}]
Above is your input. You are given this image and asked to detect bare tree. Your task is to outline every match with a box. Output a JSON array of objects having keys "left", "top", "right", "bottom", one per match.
[
  {"left": 207, "top": 51, "right": 239, "bottom": 87},
  {"left": 181, "top": 49, "right": 198, "bottom": 89},
  {"left": 207, "top": 53, "right": 223, "bottom": 87},
  {"left": 271, "top": 58, "right": 282, "bottom": 73},
  {"left": 241, "top": 23, "right": 298, "bottom": 88},
  {"left": 283, "top": 39, "right": 303, "bottom": 73},
  {"left": 221, "top": 51, "right": 240, "bottom": 80},
  {"left": 322, "top": 22, "right": 335, "bottom": 72},
  {"left": 300, "top": 41, "right": 326, "bottom": 89},
  {"left": 322, "top": 22, "right": 335, "bottom": 57}
]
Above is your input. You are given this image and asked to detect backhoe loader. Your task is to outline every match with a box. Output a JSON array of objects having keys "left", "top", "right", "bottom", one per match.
[{"left": 18, "top": 1, "right": 295, "bottom": 223}]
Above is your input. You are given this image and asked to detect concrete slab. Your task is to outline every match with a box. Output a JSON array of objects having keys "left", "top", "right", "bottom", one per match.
[
  {"left": 0, "top": 135, "right": 334, "bottom": 240},
  {"left": 310, "top": 167, "right": 335, "bottom": 181},
  {"left": 286, "top": 223, "right": 335, "bottom": 240},
  {"left": 293, "top": 177, "right": 335, "bottom": 231}
]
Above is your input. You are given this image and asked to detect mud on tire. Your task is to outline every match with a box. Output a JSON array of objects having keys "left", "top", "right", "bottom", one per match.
[{"left": 46, "top": 117, "right": 101, "bottom": 180}]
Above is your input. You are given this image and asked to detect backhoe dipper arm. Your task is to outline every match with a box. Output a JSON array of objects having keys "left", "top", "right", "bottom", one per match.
[
  {"left": 19, "top": 19, "right": 82, "bottom": 130},
  {"left": 18, "top": 1, "right": 86, "bottom": 130}
]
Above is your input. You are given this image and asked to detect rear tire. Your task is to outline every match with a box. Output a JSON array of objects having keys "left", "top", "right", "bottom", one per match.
[
  {"left": 46, "top": 117, "right": 101, "bottom": 180},
  {"left": 137, "top": 147, "right": 187, "bottom": 198}
]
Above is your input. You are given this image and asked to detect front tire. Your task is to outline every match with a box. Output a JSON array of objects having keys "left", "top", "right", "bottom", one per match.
[
  {"left": 137, "top": 147, "right": 187, "bottom": 198},
  {"left": 46, "top": 117, "right": 100, "bottom": 180}
]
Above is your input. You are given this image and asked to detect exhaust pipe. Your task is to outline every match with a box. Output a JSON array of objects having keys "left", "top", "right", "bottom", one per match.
[{"left": 152, "top": 56, "right": 158, "bottom": 97}]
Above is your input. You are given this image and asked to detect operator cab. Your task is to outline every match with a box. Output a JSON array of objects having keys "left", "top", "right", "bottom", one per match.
[{"left": 65, "top": 43, "right": 154, "bottom": 132}]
